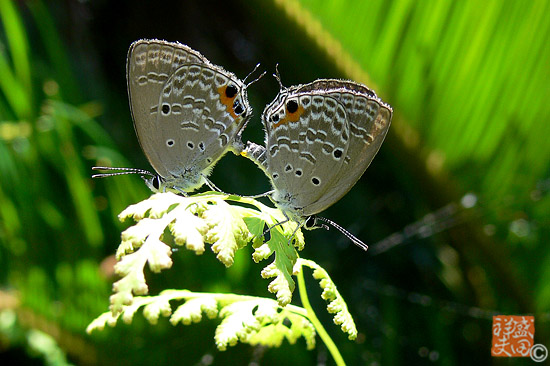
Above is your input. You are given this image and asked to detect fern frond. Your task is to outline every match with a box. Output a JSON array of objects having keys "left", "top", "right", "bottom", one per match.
[{"left": 298, "top": 259, "right": 358, "bottom": 340}]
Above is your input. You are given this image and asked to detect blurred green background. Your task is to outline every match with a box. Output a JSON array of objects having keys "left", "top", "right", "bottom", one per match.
[{"left": 1, "top": 0, "right": 549, "bottom": 365}]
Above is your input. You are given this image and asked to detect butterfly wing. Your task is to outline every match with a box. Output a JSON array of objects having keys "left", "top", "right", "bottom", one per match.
[
  {"left": 155, "top": 63, "right": 251, "bottom": 183},
  {"left": 295, "top": 80, "right": 392, "bottom": 215},
  {"left": 127, "top": 39, "right": 251, "bottom": 192},
  {"left": 127, "top": 39, "right": 208, "bottom": 178},
  {"left": 263, "top": 88, "right": 351, "bottom": 219}
]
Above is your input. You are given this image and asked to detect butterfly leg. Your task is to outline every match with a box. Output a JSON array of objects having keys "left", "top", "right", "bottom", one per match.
[
  {"left": 172, "top": 186, "right": 188, "bottom": 196},
  {"left": 287, "top": 221, "right": 305, "bottom": 247},
  {"left": 202, "top": 175, "right": 223, "bottom": 193},
  {"left": 237, "top": 189, "right": 275, "bottom": 199},
  {"left": 262, "top": 217, "right": 290, "bottom": 240},
  {"left": 202, "top": 175, "right": 249, "bottom": 197},
  {"left": 262, "top": 211, "right": 303, "bottom": 247}
]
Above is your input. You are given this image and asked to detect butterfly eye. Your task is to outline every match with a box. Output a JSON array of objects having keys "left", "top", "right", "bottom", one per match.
[
  {"left": 225, "top": 84, "right": 238, "bottom": 98},
  {"left": 286, "top": 100, "right": 298, "bottom": 114},
  {"left": 152, "top": 176, "right": 161, "bottom": 190},
  {"left": 305, "top": 216, "right": 316, "bottom": 228}
]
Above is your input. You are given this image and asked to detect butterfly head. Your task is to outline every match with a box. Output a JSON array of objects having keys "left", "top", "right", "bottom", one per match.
[
  {"left": 263, "top": 92, "right": 305, "bottom": 131},
  {"left": 218, "top": 82, "right": 251, "bottom": 121}
]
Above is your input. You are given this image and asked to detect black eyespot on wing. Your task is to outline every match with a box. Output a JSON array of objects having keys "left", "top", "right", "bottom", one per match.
[
  {"left": 167, "top": 139, "right": 174, "bottom": 147},
  {"left": 286, "top": 100, "right": 298, "bottom": 113},
  {"left": 162, "top": 104, "right": 170, "bottom": 115},
  {"left": 225, "top": 84, "right": 238, "bottom": 98},
  {"left": 285, "top": 164, "right": 292, "bottom": 172},
  {"left": 295, "top": 169, "right": 302, "bottom": 176},
  {"left": 271, "top": 114, "right": 280, "bottom": 122},
  {"left": 187, "top": 142, "right": 194, "bottom": 149},
  {"left": 199, "top": 142, "right": 205, "bottom": 151},
  {"left": 312, "top": 177, "right": 320, "bottom": 185},
  {"left": 333, "top": 148, "right": 343, "bottom": 159}
]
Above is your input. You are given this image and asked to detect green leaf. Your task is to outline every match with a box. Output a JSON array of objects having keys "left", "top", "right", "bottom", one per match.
[
  {"left": 202, "top": 199, "right": 249, "bottom": 267},
  {"left": 0, "top": 0, "right": 32, "bottom": 118},
  {"left": 86, "top": 311, "right": 119, "bottom": 334},
  {"left": 89, "top": 192, "right": 355, "bottom": 356},
  {"left": 104, "top": 192, "right": 313, "bottom": 318},
  {"left": 248, "top": 305, "right": 316, "bottom": 349},
  {"left": 169, "top": 209, "right": 209, "bottom": 254},
  {"left": 110, "top": 222, "right": 173, "bottom": 314},
  {"left": 299, "top": 259, "right": 358, "bottom": 340},
  {"left": 256, "top": 224, "right": 301, "bottom": 306},
  {"left": 143, "top": 296, "right": 172, "bottom": 325},
  {"left": 215, "top": 300, "right": 262, "bottom": 350},
  {"left": 170, "top": 296, "right": 219, "bottom": 325},
  {"left": 89, "top": 289, "right": 316, "bottom": 352},
  {"left": 214, "top": 298, "right": 315, "bottom": 351},
  {"left": 118, "top": 192, "right": 180, "bottom": 221},
  {"left": 242, "top": 216, "right": 266, "bottom": 247}
]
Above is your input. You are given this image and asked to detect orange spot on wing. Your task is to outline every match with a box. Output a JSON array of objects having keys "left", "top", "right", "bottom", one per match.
[
  {"left": 217, "top": 85, "right": 238, "bottom": 119},
  {"left": 273, "top": 105, "right": 304, "bottom": 128}
]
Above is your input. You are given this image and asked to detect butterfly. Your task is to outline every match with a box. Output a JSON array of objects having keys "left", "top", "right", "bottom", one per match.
[
  {"left": 243, "top": 76, "right": 392, "bottom": 250},
  {"left": 93, "top": 39, "right": 257, "bottom": 193}
]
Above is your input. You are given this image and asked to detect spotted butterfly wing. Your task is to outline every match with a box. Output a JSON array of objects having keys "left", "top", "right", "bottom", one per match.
[
  {"left": 127, "top": 39, "right": 251, "bottom": 192},
  {"left": 261, "top": 85, "right": 351, "bottom": 220},
  {"left": 291, "top": 80, "right": 392, "bottom": 216},
  {"left": 246, "top": 79, "right": 392, "bottom": 222}
]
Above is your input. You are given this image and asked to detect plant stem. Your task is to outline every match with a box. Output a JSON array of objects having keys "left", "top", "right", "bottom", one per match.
[{"left": 297, "top": 264, "right": 346, "bottom": 366}]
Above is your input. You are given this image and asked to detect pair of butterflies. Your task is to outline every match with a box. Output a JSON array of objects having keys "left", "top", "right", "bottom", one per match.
[{"left": 93, "top": 39, "right": 393, "bottom": 250}]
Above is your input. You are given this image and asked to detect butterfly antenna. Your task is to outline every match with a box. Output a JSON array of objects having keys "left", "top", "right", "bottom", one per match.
[
  {"left": 244, "top": 63, "right": 266, "bottom": 88},
  {"left": 273, "top": 63, "right": 285, "bottom": 91},
  {"left": 316, "top": 216, "right": 369, "bottom": 251},
  {"left": 91, "top": 166, "right": 155, "bottom": 179}
]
